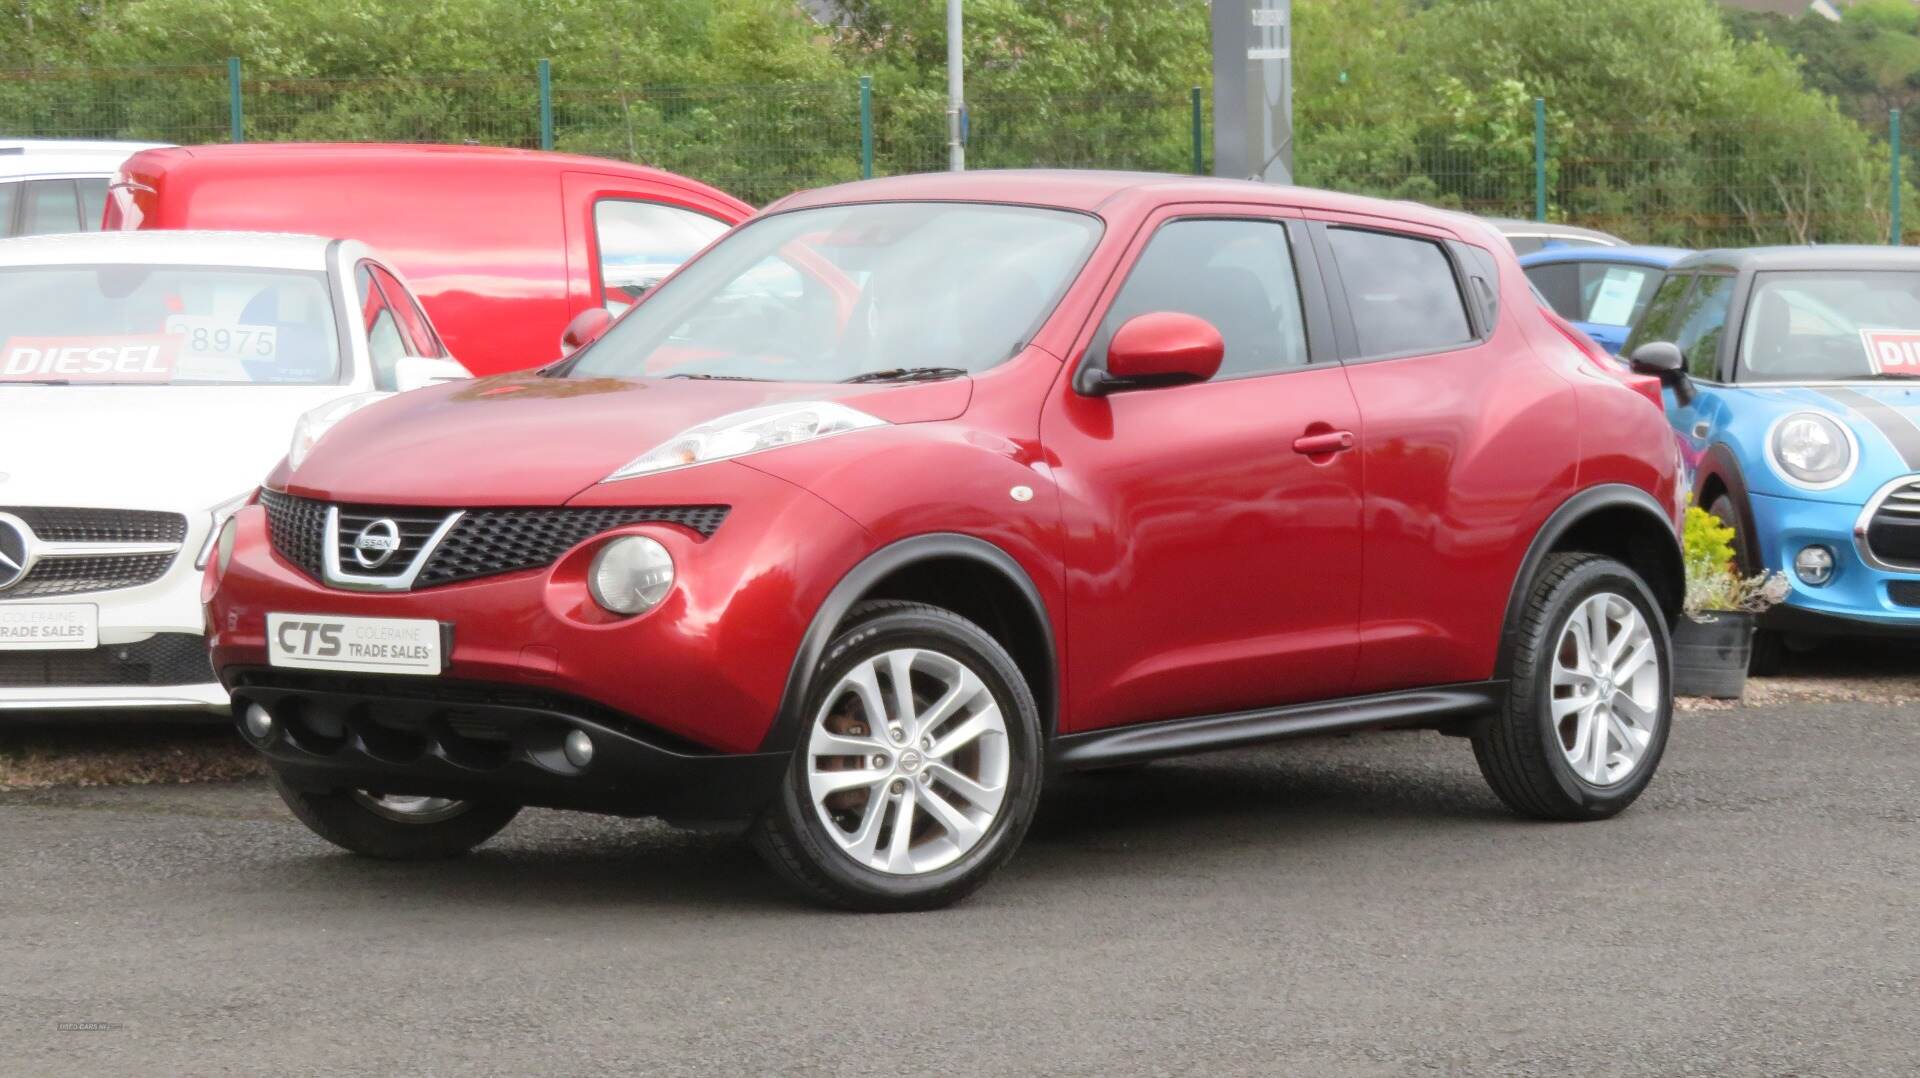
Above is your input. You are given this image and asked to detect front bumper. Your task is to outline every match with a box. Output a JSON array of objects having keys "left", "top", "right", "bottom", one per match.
[
  {"left": 1748, "top": 490, "right": 1920, "bottom": 635},
  {"left": 231, "top": 669, "right": 789, "bottom": 819},
  {"left": 1, "top": 526, "right": 224, "bottom": 713}
]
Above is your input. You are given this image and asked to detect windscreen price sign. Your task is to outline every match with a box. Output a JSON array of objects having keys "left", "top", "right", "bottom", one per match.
[
  {"left": 1, "top": 335, "right": 180, "bottom": 383},
  {"left": 1861, "top": 329, "right": 1920, "bottom": 377}
]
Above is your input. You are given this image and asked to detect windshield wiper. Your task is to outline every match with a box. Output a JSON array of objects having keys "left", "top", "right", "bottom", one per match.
[
  {"left": 840, "top": 367, "right": 969, "bottom": 384},
  {"left": 667, "top": 372, "right": 770, "bottom": 381},
  {"left": 2, "top": 378, "right": 71, "bottom": 386}
]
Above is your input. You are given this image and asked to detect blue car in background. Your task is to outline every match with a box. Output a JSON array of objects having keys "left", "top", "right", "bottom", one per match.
[
  {"left": 1621, "top": 246, "right": 1920, "bottom": 667},
  {"left": 1522, "top": 245, "right": 1692, "bottom": 354}
]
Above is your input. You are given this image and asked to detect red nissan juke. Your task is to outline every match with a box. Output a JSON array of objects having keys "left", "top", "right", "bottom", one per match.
[{"left": 207, "top": 171, "right": 1686, "bottom": 911}]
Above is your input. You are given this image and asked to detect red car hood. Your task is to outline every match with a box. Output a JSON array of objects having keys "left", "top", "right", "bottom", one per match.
[{"left": 283, "top": 373, "right": 974, "bottom": 505}]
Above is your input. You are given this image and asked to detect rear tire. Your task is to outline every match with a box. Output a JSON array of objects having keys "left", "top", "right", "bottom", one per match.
[
  {"left": 269, "top": 769, "right": 520, "bottom": 860},
  {"left": 1473, "top": 553, "right": 1673, "bottom": 821},
  {"left": 750, "top": 600, "right": 1043, "bottom": 912}
]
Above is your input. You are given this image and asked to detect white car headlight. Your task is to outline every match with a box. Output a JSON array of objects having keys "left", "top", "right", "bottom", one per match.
[
  {"left": 1770, "top": 412, "right": 1854, "bottom": 488},
  {"left": 195, "top": 491, "right": 254, "bottom": 570},
  {"left": 288, "top": 393, "right": 385, "bottom": 472},
  {"left": 602, "top": 401, "right": 887, "bottom": 482}
]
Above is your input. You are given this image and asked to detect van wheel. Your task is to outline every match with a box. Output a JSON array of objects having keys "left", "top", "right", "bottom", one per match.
[
  {"left": 1473, "top": 553, "right": 1673, "bottom": 821},
  {"left": 750, "top": 601, "right": 1043, "bottom": 912},
  {"left": 269, "top": 770, "right": 520, "bottom": 860}
]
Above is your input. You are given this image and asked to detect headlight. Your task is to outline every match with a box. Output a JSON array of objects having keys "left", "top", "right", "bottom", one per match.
[
  {"left": 288, "top": 393, "right": 385, "bottom": 472},
  {"left": 213, "top": 515, "right": 239, "bottom": 578},
  {"left": 588, "top": 536, "right": 675, "bottom": 615},
  {"left": 194, "top": 491, "right": 253, "bottom": 570},
  {"left": 1770, "top": 412, "right": 1854, "bottom": 488},
  {"left": 602, "top": 401, "right": 886, "bottom": 482}
]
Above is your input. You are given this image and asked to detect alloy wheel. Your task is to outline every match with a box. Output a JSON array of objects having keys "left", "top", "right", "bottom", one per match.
[
  {"left": 1550, "top": 591, "right": 1662, "bottom": 787},
  {"left": 806, "top": 647, "right": 1011, "bottom": 875}
]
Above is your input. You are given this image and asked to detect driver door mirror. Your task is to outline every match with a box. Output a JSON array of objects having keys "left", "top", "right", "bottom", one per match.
[
  {"left": 393, "top": 356, "right": 471, "bottom": 393},
  {"left": 560, "top": 307, "right": 614, "bottom": 357},
  {"left": 1078, "top": 312, "right": 1225, "bottom": 395},
  {"left": 1627, "top": 341, "right": 1695, "bottom": 406}
]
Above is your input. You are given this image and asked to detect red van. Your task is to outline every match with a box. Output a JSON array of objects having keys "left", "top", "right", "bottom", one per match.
[{"left": 106, "top": 144, "right": 754, "bottom": 374}]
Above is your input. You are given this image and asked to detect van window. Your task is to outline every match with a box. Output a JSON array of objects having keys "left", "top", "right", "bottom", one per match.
[
  {"left": 593, "top": 200, "right": 729, "bottom": 314},
  {"left": 1100, "top": 218, "right": 1311, "bottom": 379},
  {"left": 1327, "top": 227, "right": 1475, "bottom": 357},
  {"left": 20, "top": 179, "right": 82, "bottom": 236}
]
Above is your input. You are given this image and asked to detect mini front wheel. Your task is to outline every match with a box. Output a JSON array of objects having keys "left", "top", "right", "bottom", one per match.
[{"left": 750, "top": 601, "right": 1044, "bottom": 911}]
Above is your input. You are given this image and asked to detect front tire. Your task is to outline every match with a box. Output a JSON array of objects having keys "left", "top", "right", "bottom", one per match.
[
  {"left": 1473, "top": 553, "right": 1673, "bottom": 821},
  {"left": 750, "top": 601, "right": 1044, "bottom": 912},
  {"left": 269, "top": 770, "right": 520, "bottom": 860}
]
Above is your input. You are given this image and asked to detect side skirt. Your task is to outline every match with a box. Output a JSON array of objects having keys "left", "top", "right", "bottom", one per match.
[{"left": 1049, "top": 682, "right": 1507, "bottom": 771}]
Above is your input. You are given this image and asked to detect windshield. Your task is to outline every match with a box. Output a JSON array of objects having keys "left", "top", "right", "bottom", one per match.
[
  {"left": 0, "top": 264, "right": 342, "bottom": 386},
  {"left": 1741, "top": 271, "right": 1920, "bottom": 382},
  {"left": 566, "top": 201, "right": 1102, "bottom": 382}
]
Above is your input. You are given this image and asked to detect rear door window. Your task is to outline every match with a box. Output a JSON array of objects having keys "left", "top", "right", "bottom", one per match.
[
  {"left": 593, "top": 200, "right": 730, "bottom": 314},
  {"left": 1326, "top": 227, "right": 1475, "bottom": 358},
  {"left": 20, "top": 179, "right": 81, "bottom": 236},
  {"left": 76, "top": 178, "right": 108, "bottom": 231}
]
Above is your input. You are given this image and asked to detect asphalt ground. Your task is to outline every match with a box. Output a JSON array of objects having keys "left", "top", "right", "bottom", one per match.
[{"left": 2, "top": 672, "right": 1916, "bottom": 1076}]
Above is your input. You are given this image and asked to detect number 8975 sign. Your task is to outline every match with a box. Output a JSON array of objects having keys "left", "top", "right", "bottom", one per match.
[{"left": 165, "top": 316, "right": 279, "bottom": 360}]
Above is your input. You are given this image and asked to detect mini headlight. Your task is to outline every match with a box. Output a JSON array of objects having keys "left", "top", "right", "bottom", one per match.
[
  {"left": 603, "top": 401, "right": 886, "bottom": 482},
  {"left": 588, "top": 536, "right": 675, "bottom": 615},
  {"left": 1770, "top": 412, "right": 1853, "bottom": 488}
]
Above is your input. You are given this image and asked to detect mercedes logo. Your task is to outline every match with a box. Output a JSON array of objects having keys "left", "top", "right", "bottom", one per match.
[
  {"left": 0, "top": 518, "right": 29, "bottom": 591},
  {"left": 352, "top": 519, "right": 403, "bottom": 569}
]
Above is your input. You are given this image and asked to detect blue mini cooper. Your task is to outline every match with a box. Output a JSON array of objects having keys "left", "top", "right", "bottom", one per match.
[{"left": 1623, "top": 246, "right": 1920, "bottom": 666}]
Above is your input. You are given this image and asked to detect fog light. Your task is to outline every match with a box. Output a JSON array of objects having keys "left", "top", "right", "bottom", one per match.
[
  {"left": 563, "top": 729, "right": 595, "bottom": 768},
  {"left": 243, "top": 702, "right": 274, "bottom": 740},
  {"left": 588, "top": 535, "right": 674, "bottom": 615},
  {"left": 1794, "top": 545, "right": 1835, "bottom": 586}
]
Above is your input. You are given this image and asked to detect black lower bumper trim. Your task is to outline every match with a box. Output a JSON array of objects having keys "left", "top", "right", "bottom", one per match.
[{"left": 226, "top": 670, "right": 788, "bottom": 821}]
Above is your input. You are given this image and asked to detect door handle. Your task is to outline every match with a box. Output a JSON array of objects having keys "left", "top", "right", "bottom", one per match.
[{"left": 1292, "top": 430, "right": 1356, "bottom": 456}]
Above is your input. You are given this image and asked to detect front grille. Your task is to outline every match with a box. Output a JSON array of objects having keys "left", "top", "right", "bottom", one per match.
[
  {"left": 1865, "top": 478, "right": 1920, "bottom": 570},
  {"left": 4, "top": 507, "right": 187, "bottom": 544},
  {"left": 7, "top": 552, "right": 175, "bottom": 598},
  {"left": 258, "top": 490, "right": 727, "bottom": 589},
  {"left": 0, "top": 632, "right": 214, "bottom": 688},
  {"left": 333, "top": 506, "right": 449, "bottom": 579},
  {"left": 1891, "top": 581, "right": 1920, "bottom": 609},
  {"left": 259, "top": 488, "right": 327, "bottom": 580},
  {"left": 418, "top": 506, "right": 730, "bottom": 586}
]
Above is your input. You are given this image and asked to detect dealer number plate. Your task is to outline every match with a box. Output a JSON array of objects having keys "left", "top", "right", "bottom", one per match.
[
  {"left": 266, "top": 614, "right": 443, "bottom": 676},
  {"left": 0, "top": 604, "right": 99, "bottom": 651}
]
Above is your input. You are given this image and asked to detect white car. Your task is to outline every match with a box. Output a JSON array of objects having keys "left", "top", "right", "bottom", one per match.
[
  {"left": 0, "top": 230, "right": 468, "bottom": 712},
  {"left": 1, "top": 139, "right": 170, "bottom": 238}
]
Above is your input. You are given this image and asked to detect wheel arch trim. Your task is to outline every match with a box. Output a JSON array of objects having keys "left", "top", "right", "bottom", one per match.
[
  {"left": 760, "top": 532, "right": 1058, "bottom": 754},
  {"left": 1497, "top": 483, "right": 1682, "bottom": 679}
]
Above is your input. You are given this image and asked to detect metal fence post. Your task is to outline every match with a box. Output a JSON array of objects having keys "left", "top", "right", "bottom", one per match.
[
  {"left": 538, "top": 59, "right": 554, "bottom": 151},
  {"left": 1533, "top": 97, "right": 1546, "bottom": 222},
  {"left": 1191, "top": 86, "right": 1205, "bottom": 175},
  {"left": 1893, "top": 109, "right": 1903, "bottom": 246},
  {"left": 859, "top": 75, "right": 874, "bottom": 180},
  {"left": 227, "top": 57, "right": 243, "bottom": 143}
]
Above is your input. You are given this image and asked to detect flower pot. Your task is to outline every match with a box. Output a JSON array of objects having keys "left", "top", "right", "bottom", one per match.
[{"left": 1672, "top": 611, "right": 1754, "bottom": 699}]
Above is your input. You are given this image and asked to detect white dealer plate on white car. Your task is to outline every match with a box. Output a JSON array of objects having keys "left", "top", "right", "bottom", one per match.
[
  {"left": 267, "top": 614, "right": 443, "bottom": 676},
  {"left": 0, "top": 604, "right": 99, "bottom": 651}
]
